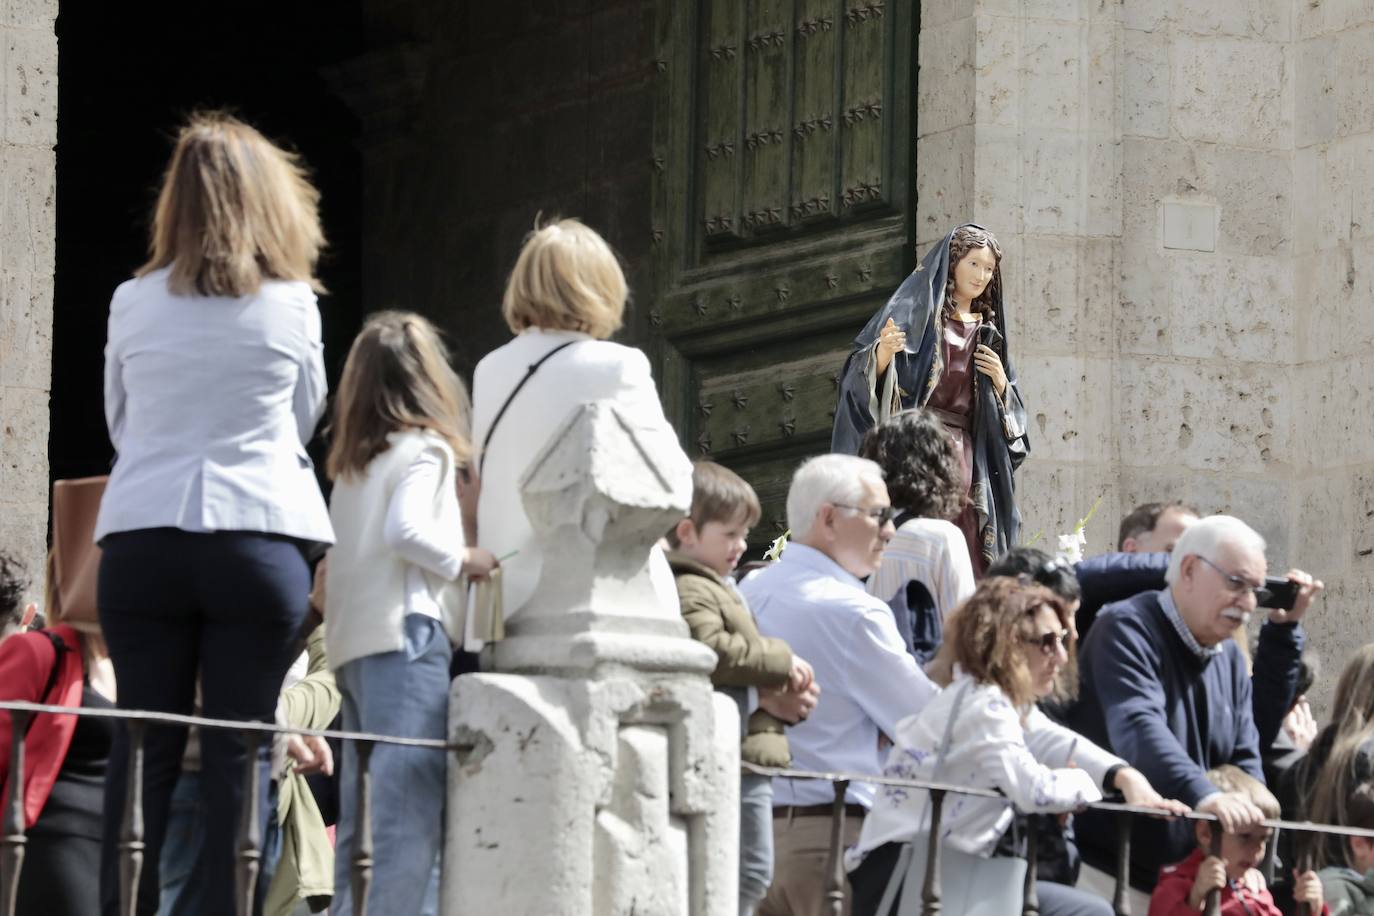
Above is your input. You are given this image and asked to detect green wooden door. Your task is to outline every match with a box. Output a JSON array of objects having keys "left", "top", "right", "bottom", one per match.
[{"left": 644, "top": 0, "right": 918, "bottom": 549}]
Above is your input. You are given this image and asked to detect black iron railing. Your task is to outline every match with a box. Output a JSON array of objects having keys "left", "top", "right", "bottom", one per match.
[
  {"left": 0, "top": 699, "right": 1367, "bottom": 916},
  {"left": 744, "top": 762, "right": 1374, "bottom": 916},
  {"left": 0, "top": 699, "right": 452, "bottom": 916}
]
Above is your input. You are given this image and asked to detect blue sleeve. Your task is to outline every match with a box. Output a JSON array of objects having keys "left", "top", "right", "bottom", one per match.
[
  {"left": 1250, "top": 621, "right": 1303, "bottom": 758},
  {"left": 1087, "top": 611, "right": 1217, "bottom": 806},
  {"left": 1227, "top": 644, "right": 1265, "bottom": 782},
  {"left": 1073, "top": 552, "right": 1169, "bottom": 634}
]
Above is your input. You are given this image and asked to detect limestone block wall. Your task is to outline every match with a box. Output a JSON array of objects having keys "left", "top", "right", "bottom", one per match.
[
  {"left": 917, "top": 0, "right": 1373, "bottom": 708},
  {"left": 917, "top": 0, "right": 1126, "bottom": 553},
  {"left": 0, "top": 0, "right": 56, "bottom": 602},
  {"left": 1290, "top": 3, "right": 1374, "bottom": 697}
]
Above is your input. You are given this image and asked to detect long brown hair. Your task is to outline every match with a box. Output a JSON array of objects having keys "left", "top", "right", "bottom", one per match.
[
  {"left": 929, "top": 577, "right": 1071, "bottom": 710},
  {"left": 326, "top": 312, "right": 472, "bottom": 481},
  {"left": 138, "top": 111, "right": 325, "bottom": 297},
  {"left": 1303, "top": 644, "right": 1374, "bottom": 867}
]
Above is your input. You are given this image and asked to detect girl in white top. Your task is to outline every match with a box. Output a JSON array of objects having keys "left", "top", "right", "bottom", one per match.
[
  {"left": 847, "top": 577, "right": 1188, "bottom": 916},
  {"left": 323, "top": 311, "right": 496, "bottom": 916}
]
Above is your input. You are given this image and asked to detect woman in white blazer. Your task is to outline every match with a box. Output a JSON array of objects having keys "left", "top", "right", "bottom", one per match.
[
  {"left": 471, "top": 218, "right": 685, "bottom": 626},
  {"left": 94, "top": 112, "right": 332, "bottom": 916},
  {"left": 846, "top": 577, "right": 1188, "bottom": 916}
]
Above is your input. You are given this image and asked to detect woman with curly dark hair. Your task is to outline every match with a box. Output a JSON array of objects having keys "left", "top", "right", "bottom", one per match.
[
  {"left": 833, "top": 225, "right": 1029, "bottom": 576},
  {"left": 860, "top": 409, "right": 973, "bottom": 664}
]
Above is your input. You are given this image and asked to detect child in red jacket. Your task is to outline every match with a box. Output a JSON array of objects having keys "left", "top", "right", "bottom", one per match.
[{"left": 1150, "top": 765, "right": 1327, "bottom": 915}]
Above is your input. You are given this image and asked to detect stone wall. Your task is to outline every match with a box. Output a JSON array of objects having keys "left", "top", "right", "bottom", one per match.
[
  {"left": 1291, "top": 2, "right": 1374, "bottom": 702},
  {"left": 0, "top": 0, "right": 55, "bottom": 603},
  {"left": 917, "top": 0, "right": 1373, "bottom": 710}
]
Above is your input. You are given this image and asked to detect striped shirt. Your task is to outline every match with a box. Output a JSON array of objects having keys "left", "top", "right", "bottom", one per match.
[{"left": 867, "top": 517, "right": 975, "bottom": 627}]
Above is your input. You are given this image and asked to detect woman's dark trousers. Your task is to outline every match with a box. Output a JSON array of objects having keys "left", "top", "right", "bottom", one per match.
[{"left": 97, "top": 528, "right": 310, "bottom": 916}]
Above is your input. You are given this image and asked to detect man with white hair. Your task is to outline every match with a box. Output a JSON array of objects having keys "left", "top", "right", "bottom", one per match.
[
  {"left": 740, "top": 454, "right": 938, "bottom": 916},
  {"left": 1068, "top": 514, "right": 1322, "bottom": 899}
]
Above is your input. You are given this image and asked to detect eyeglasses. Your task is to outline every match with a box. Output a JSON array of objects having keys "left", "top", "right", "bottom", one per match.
[
  {"left": 832, "top": 504, "right": 898, "bottom": 525},
  {"left": 1022, "top": 629, "right": 1071, "bottom": 656},
  {"left": 1194, "top": 555, "right": 1270, "bottom": 604}
]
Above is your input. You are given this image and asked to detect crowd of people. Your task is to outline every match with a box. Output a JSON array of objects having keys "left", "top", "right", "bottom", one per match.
[{"left": 0, "top": 108, "right": 1368, "bottom": 916}]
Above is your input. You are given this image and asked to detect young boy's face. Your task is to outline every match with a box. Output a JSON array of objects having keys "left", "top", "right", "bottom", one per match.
[
  {"left": 1205, "top": 824, "right": 1273, "bottom": 880},
  {"left": 680, "top": 516, "right": 750, "bottom": 577}
]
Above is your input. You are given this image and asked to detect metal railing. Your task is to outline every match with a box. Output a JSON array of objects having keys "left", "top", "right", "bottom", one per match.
[
  {"left": 744, "top": 762, "right": 1374, "bottom": 916},
  {"left": 1, "top": 699, "right": 1368, "bottom": 916},
  {"left": 0, "top": 699, "right": 453, "bottom": 916}
]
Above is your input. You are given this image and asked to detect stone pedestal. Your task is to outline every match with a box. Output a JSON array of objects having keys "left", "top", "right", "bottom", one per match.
[{"left": 444, "top": 401, "right": 739, "bottom": 915}]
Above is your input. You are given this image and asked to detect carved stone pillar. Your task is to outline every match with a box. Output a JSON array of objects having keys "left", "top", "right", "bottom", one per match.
[{"left": 444, "top": 401, "right": 739, "bottom": 916}]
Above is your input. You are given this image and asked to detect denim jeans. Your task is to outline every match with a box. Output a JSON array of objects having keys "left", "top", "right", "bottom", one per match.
[
  {"left": 739, "top": 774, "right": 775, "bottom": 914},
  {"left": 330, "top": 615, "right": 452, "bottom": 916},
  {"left": 99, "top": 529, "right": 309, "bottom": 916},
  {"left": 157, "top": 770, "right": 284, "bottom": 916}
]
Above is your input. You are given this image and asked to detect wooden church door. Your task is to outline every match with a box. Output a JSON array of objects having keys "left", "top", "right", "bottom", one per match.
[{"left": 643, "top": 0, "right": 919, "bottom": 547}]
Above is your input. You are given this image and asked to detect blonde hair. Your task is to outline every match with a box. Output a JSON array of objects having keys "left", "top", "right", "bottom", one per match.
[
  {"left": 326, "top": 311, "right": 473, "bottom": 481},
  {"left": 1205, "top": 765, "right": 1280, "bottom": 820},
  {"left": 138, "top": 111, "right": 325, "bottom": 297},
  {"left": 501, "top": 218, "right": 627, "bottom": 339}
]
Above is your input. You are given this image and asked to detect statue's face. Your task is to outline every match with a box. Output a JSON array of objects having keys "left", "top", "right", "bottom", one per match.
[{"left": 950, "top": 245, "right": 997, "bottom": 306}]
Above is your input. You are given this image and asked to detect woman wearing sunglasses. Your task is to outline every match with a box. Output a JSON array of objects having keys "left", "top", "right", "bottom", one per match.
[{"left": 846, "top": 576, "right": 1188, "bottom": 916}]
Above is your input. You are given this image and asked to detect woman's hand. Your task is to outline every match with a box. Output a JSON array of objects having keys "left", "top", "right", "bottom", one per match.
[
  {"left": 1114, "top": 767, "right": 1191, "bottom": 818},
  {"left": 1283, "top": 697, "right": 1318, "bottom": 751},
  {"left": 462, "top": 547, "right": 500, "bottom": 581},
  {"left": 874, "top": 317, "right": 906, "bottom": 376},
  {"left": 286, "top": 734, "right": 334, "bottom": 776},
  {"left": 973, "top": 344, "right": 1008, "bottom": 396}
]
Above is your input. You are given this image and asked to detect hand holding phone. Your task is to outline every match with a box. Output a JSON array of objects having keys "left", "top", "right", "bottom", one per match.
[{"left": 1261, "top": 569, "right": 1323, "bottom": 624}]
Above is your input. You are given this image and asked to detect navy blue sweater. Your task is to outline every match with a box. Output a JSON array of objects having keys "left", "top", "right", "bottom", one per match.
[{"left": 1069, "top": 588, "right": 1302, "bottom": 890}]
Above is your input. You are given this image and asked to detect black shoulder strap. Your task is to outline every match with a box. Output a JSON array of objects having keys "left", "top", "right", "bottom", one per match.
[
  {"left": 479, "top": 341, "right": 578, "bottom": 475},
  {"left": 25, "top": 630, "right": 70, "bottom": 736}
]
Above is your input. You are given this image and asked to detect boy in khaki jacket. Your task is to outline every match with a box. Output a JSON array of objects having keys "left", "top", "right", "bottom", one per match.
[{"left": 668, "top": 461, "right": 819, "bottom": 916}]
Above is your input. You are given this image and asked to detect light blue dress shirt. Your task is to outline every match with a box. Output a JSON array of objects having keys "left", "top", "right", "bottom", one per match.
[
  {"left": 740, "top": 542, "right": 939, "bottom": 807},
  {"left": 95, "top": 268, "right": 333, "bottom": 546}
]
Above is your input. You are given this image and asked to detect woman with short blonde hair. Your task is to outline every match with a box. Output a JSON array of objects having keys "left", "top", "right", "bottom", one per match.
[
  {"left": 472, "top": 216, "right": 688, "bottom": 621},
  {"left": 500, "top": 218, "right": 627, "bottom": 339},
  {"left": 95, "top": 111, "right": 333, "bottom": 916}
]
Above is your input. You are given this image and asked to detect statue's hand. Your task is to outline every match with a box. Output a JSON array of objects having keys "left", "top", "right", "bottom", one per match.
[
  {"left": 875, "top": 317, "right": 906, "bottom": 375},
  {"left": 974, "top": 344, "right": 1007, "bottom": 396}
]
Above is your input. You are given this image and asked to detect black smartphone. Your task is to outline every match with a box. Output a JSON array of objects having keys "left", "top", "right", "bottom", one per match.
[{"left": 1259, "top": 576, "right": 1299, "bottom": 610}]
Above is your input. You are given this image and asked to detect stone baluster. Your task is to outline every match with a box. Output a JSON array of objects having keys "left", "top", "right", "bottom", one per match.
[{"left": 445, "top": 401, "right": 735, "bottom": 916}]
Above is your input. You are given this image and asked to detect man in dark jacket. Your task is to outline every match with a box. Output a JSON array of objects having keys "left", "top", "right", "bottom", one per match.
[
  {"left": 1069, "top": 514, "right": 1323, "bottom": 896},
  {"left": 1072, "top": 501, "right": 1198, "bottom": 638}
]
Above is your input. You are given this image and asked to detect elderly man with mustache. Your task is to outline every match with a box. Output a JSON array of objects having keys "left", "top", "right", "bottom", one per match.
[{"left": 1068, "top": 514, "right": 1322, "bottom": 906}]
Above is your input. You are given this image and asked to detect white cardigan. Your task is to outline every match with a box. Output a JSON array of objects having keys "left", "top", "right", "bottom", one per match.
[
  {"left": 96, "top": 268, "right": 333, "bottom": 545},
  {"left": 325, "top": 430, "right": 466, "bottom": 670},
  {"left": 847, "top": 673, "right": 1123, "bottom": 869},
  {"left": 471, "top": 328, "right": 683, "bottom": 619}
]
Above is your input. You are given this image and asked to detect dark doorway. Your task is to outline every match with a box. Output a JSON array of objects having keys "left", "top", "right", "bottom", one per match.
[{"left": 51, "top": 1, "right": 366, "bottom": 481}]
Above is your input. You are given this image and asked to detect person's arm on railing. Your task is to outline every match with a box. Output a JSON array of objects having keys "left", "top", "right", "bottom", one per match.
[{"left": 1088, "top": 613, "right": 1218, "bottom": 807}]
